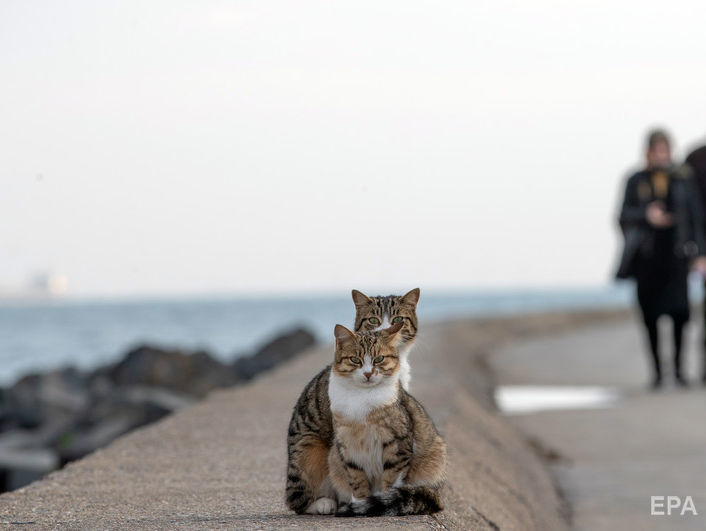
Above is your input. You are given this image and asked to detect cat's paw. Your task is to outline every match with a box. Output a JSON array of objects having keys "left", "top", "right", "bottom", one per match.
[
  {"left": 305, "top": 497, "right": 337, "bottom": 515},
  {"left": 336, "top": 497, "right": 378, "bottom": 517},
  {"left": 335, "top": 503, "right": 354, "bottom": 517}
]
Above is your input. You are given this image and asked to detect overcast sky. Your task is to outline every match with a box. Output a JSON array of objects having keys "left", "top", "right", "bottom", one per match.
[{"left": 2, "top": 1, "right": 706, "bottom": 297}]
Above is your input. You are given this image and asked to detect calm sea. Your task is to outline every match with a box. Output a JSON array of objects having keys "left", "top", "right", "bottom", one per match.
[{"left": 0, "top": 286, "right": 635, "bottom": 385}]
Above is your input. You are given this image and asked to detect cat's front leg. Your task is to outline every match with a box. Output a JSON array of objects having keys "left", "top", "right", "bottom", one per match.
[
  {"left": 381, "top": 467, "right": 408, "bottom": 491},
  {"left": 328, "top": 443, "right": 370, "bottom": 501},
  {"left": 380, "top": 454, "right": 411, "bottom": 491},
  {"left": 380, "top": 432, "right": 412, "bottom": 491}
]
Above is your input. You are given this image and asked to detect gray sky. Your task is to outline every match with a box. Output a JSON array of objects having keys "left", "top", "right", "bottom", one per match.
[{"left": 2, "top": 1, "right": 706, "bottom": 296}]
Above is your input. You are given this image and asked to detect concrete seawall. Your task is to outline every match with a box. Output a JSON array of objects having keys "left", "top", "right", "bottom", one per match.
[{"left": 0, "top": 311, "right": 628, "bottom": 529}]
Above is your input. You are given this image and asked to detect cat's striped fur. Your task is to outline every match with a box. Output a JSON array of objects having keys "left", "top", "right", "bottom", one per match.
[
  {"left": 285, "top": 365, "right": 336, "bottom": 514},
  {"left": 286, "top": 317, "right": 446, "bottom": 517},
  {"left": 352, "top": 288, "right": 420, "bottom": 391},
  {"left": 285, "top": 289, "right": 421, "bottom": 515}
]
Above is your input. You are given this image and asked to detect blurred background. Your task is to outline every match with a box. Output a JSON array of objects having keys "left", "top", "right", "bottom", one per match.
[
  {"left": 3, "top": 0, "right": 705, "bottom": 382},
  {"left": 0, "top": 0, "right": 706, "bottom": 494}
]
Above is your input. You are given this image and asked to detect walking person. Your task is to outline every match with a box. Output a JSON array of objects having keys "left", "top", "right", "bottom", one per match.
[
  {"left": 617, "top": 129, "right": 704, "bottom": 388},
  {"left": 685, "top": 139, "right": 706, "bottom": 384}
]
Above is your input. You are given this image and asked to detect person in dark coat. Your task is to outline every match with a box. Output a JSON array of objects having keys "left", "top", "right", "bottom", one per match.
[
  {"left": 685, "top": 139, "right": 706, "bottom": 384},
  {"left": 617, "top": 129, "right": 704, "bottom": 388}
]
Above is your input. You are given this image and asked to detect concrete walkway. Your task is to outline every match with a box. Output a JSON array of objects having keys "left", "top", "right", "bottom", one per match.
[
  {"left": 491, "top": 317, "right": 706, "bottom": 530},
  {"left": 0, "top": 318, "right": 572, "bottom": 530}
]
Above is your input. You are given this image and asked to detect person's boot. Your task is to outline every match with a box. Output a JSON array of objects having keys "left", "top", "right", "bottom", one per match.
[
  {"left": 675, "top": 372, "right": 689, "bottom": 387},
  {"left": 650, "top": 373, "right": 663, "bottom": 390},
  {"left": 674, "top": 351, "right": 688, "bottom": 387}
]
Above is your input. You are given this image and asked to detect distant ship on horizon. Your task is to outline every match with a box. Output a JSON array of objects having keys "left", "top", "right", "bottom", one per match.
[{"left": 0, "top": 272, "right": 69, "bottom": 300}]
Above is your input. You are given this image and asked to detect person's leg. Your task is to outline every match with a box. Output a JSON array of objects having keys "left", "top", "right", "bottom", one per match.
[
  {"left": 644, "top": 318, "right": 662, "bottom": 388},
  {"left": 703, "top": 280, "right": 706, "bottom": 384},
  {"left": 673, "top": 316, "right": 688, "bottom": 386}
]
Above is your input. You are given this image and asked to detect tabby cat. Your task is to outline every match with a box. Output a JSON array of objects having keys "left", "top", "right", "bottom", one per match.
[
  {"left": 286, "top": 320, "right": 446, "bottom": 516},
  {"left": 285, "top": 288, "right": 421, "bottom": 515},
  {"left": 352, "top": 288, "right": 420, "bottom": 391}
]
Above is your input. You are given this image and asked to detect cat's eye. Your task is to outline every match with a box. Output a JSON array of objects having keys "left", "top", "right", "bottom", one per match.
[
  {"left": 369, "top": 317, "right": 380, "bottom": 325},
  {"left": 373, "top": 355, "right": 384, "bottom": 364},
  {"left": 392, "top": 316, "right": 403, "bottom": 324},
  {"left": 349, "top": 357, "right": 362, "bottom": 365}
]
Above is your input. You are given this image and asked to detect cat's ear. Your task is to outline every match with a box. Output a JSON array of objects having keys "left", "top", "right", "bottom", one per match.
[
  {"left": 401, "top": 288, "right": 420, "bottom": 307},
  {"left": 352, "top": 289, "right": 373, "bottom": 307},
  {"left": 334, "top": 324, "right": 356, "bottom": 350},
  {"left": 380, "top": 321, "right": 404, "bottom": 346}
]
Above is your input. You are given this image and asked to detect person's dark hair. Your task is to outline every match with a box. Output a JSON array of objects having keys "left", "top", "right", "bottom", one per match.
[{"left": 646, "top": 128, "right": 671, "bottom": 150}]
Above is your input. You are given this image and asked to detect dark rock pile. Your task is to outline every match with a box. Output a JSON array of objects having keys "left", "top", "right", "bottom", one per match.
[{"left": 0, "top": 328, "right": 315, "bottom": 492}]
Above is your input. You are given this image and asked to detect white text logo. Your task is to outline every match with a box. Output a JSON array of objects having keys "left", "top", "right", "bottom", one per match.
[{"left": 651, "top": 496, "right": 698, "bottom": 516}]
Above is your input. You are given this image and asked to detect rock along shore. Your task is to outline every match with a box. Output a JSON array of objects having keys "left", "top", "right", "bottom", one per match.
[
  {"left": 0, "top": 309, "right": 628, "bottom": 529},
  {"left": 0, "top": 328, "right": 316, "bottom": 492}
]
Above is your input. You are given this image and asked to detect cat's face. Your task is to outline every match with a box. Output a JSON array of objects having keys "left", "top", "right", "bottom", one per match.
[
  {"left": 352, "top": 288, "right": 420, "bottom": 347},
  {"left": 332, "top": 323, "right": 403, "bottom": 387}
]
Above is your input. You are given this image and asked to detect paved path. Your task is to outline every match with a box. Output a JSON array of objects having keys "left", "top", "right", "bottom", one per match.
[
  {"left": 0, "top": 319, "right": 569, "bottom": 530},
  {"left": 491, "top": 317, "right": 706, "bottom": 530}
]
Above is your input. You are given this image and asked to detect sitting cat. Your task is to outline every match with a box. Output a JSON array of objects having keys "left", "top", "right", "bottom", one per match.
[
  {"left": 328, "top": 323, "right": 446, "bottom": 516},
  {"left": 286, "top": 320, "right": 445, "bottom": 516},
  {"left": 352, "top": 288, "right": 420, "bottom": 392},
  {"left": 285, "top": 289, "right": 422, "bottom": 515}
]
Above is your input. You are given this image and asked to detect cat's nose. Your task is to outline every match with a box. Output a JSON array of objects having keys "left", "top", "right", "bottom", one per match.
[{"left": 364, "top": 371, "right": 373, "bottom": 380}]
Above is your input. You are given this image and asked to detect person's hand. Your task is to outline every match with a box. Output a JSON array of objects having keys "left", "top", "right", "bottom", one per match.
[
  {"left": 646, "top": 201, "right": 673, "bottom": 228},
  {"left": 691, "top": 256, "right": 706, "bottom": 275}
]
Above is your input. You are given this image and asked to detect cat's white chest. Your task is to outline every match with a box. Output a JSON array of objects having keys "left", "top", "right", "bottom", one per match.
[
  {"left": 398, "top": 343, "right": 414, "bottom": 391},
  {"left": 328, "top": 370, "right": 397, "bottom": 421},
  {"left": 399, "top": 356, "right": 411, "bottom": 391}
]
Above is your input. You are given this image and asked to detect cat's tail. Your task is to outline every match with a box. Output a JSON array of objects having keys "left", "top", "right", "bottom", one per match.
[{"left": 335, "top": 485, "right": 443, "bottom": 517}]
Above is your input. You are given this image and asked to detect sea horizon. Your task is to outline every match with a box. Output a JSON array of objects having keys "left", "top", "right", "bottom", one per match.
[{"left": 0, "top": 284, "right": 644, "bottom": 387}]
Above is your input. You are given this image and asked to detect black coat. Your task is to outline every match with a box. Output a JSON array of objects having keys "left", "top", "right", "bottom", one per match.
[
  {"left": 616, "top": 166, "right": 704, "bottom": 280},
  {"left": 617, "top": 166, "right": 704, "bottom": 322}
]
